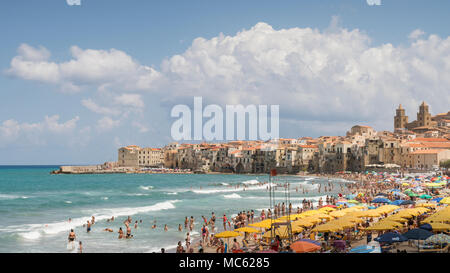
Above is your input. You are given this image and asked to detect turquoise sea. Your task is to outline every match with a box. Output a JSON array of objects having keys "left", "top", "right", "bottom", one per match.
[{"left": 0, "top": 166, "right": 351, "bottom": 253}]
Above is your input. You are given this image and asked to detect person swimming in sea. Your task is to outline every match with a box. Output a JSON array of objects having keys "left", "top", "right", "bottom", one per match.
[
  {"left": 164, "top": 224, "right": 168, "bottom": 231},
  {"left": 118, "top": 227, "right": 124, "bottom": 239},
  {"left": 104, "top": 228, "right": 113, "bottom": 232}
]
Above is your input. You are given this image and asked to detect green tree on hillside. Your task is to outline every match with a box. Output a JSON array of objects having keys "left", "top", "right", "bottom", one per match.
[{"left": 440, "top": 159, "right": 450, "bottom": 169}]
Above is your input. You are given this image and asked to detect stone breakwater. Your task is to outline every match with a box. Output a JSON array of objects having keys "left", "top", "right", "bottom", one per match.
[{"left": 51, "top": 165, "right": 192, "bottom": 174}]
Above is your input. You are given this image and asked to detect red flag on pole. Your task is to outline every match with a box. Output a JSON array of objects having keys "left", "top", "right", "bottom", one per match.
[{"left": 270, "top": 169, "right": 277, "bottom": 177}]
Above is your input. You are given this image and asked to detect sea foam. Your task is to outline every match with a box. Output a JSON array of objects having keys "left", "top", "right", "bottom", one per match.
[
  {"left": 14, "top": 200, "right": 181, "bottom": 239},
  {"left": 223, "top": 193, "right": 242, "bottom": 199}
]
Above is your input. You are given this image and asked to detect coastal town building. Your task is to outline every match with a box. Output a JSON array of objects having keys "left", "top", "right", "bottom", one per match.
[{"left": 110, "top": 103, "right": 450, "bottom": 174}]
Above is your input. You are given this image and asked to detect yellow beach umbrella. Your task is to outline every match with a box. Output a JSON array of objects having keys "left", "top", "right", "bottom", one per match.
[
  {"left": 311, "top": 224, "right": 342, "bottom": 233},
  {"left": 292, "top": 219, "right": 316, "bottom": 228},
  {"left": 416, "top": 203, "right": 436, "bottom": 208},
  {"left": 384, "top": 215, "right": 410, "bottom": 222},
  {"left": 429, "top": 223, "right": 450, "bottom": 232},
  {"left": 331, "top": 221, "right": 355, "bottom": 229},
  {"left": 262, "top": 226, "right": 291, "bottom": 239},
  {"left": 314, "top": 214, "right": 334, "bottom": 221},
  {"left": 365, "top": 221, "right": 403, "bottom": 231},
  {"left": 235, "top": 227, "right": 261, "bottom": 233},
  {"left": 291, "top": 225, "right": 305, "bottom": 233},
  {"left": 249, "top": 220, "right": 273, "bottom": 229},
  {"left": 423, "top": 214, "right": 450, "bottom": 223},
  {"left": 319, "top": 207, "right": 336, "bottom": 212},
  {"left": 440, "top": 197, "right": 450, "bottom": 204},
  {"left": 338, "top": 216, "right": 364, "bottom": 223},
  {"left": 329, "top": 210, "right": 348, "bottom": 217},
  {"left": 215, "top": 231, "right": 241, "bottom": 238}
]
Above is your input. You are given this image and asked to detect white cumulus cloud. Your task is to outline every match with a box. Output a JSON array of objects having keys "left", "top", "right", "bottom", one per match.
[{"left": 6, "top": 45, "right": 161, "bottom": 92}]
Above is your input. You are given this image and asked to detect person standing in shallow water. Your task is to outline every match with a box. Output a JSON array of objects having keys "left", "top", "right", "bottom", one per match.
[
  {"left": 68, "top": 229, "right": 76, "bottom": 242},
  {"left": 86, "top": 220, "right": 91, "bottom": 233},
  {"left": 118, "top": 227, "right": 124, "bottom": 239}
]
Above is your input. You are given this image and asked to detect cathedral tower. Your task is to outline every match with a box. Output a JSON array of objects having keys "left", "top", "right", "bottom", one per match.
[
  {"left": 417, "top": 101, "right": 431, "bottom": 127},
  {"left": 394, "top": 104, "right": 408, "bottom": 130}
]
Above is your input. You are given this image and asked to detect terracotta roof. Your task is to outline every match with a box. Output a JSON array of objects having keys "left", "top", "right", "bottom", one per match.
[
  {"left": 413, "top": 138, "right": 449, "bottom": 142},
  {"left": 300, "top": 145, "right": 318, "bottom": 149}
]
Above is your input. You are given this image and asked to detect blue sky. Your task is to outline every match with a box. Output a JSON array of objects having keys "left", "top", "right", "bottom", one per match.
[{"left": 1, "top": 0, "right": 450, "bottom": 164}]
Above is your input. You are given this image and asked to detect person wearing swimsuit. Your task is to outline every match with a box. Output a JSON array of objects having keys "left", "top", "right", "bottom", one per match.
[
  {"left": 126, "top": 225, "right": 132, "bottom": 238},
  {"left": 68, "top": 229, "right": 76, "bottom": 242}
]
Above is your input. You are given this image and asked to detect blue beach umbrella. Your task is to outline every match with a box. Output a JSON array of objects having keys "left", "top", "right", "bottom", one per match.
[
  {"left": 375, "top": 193, "right": 388, "bottom": 197},
  {"left": 390, "top": 200, "right": 403, "bottom": 206},
  {"left": 431, "top": 197, "right": 443, "bottom": 203},
  {"left": 403, "top": 228, "right": 433, "bottom": 240},
  {"left": 372, "top": 198, "right": 391, "bottom": 204},
  {"left": 374, "top": 232, "right": 408, "bottom": 244},
  {"left": 400, "top": 200, "right": 414, "bottom": 205},
  {"left": 419, "top": 224, "right": 432, "bottom": 231}
]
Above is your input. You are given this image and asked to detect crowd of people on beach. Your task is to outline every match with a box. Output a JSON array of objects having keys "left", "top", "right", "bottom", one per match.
[{"left": 66, "top": 171, "right": 449, "bottom": 253}]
